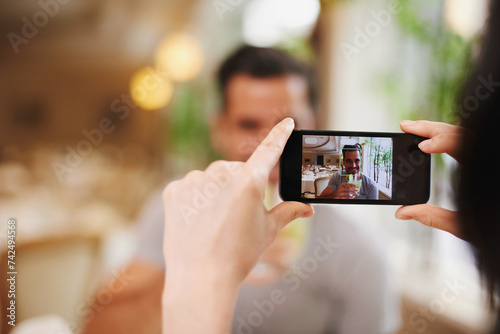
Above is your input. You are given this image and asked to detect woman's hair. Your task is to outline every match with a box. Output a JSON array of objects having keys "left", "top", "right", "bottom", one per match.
[{"left": 456, "top": 0, "right": 500, "bottom": 310}]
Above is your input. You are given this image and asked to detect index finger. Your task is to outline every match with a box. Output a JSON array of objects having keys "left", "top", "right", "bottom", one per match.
[
  {"left": 246, "top": 118, "right": 295, "bottom": 180},
  {"left": 401, "top": 120, "right": 465, "bottom": 161},
  {"left": 400, "top": 120, "right": 462, "bottom": 139}
]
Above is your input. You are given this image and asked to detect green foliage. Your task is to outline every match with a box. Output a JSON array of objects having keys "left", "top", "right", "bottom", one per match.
[
  {"left": 381, "top": 0, "right": 475, "bottom": 124},
  {"left": 279, "top": 37, "right": 316, "bottom": 64},
  {"left": 377, "top": 0, "right": 477, "bottom": 168},
  {"left": 365, "top": 139, "right": 393, "bottom": 188},
  {"left": 167, "top": 84, "right": 220, "bottom": 172}
]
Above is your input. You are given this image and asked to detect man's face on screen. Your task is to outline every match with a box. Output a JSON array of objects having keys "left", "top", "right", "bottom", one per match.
[
  {"left": 343, "top": 150, "right": 361, "bottom": 175},
  {"left": 213, "top": 74, "right": 314, "bottom": 184}
]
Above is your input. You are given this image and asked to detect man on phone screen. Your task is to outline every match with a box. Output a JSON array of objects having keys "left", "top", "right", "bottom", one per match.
[{"left": 320, "top": 144, "right": 378, "bottom": 199}]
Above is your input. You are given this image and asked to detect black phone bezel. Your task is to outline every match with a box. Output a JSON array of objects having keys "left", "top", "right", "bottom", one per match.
[{"left": 279, "top": 130, "right": 431, "bottom": 205}]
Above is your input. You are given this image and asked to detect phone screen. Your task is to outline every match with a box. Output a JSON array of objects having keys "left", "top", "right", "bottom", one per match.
[
  {"left": 280, "top": 130, "right": 431, "bottom": 205},
  {"left": 302, "top": 135, "right": 393, "bottom": 200}
]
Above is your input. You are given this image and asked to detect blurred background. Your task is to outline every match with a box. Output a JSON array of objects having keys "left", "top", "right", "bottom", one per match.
[{"left": 0, "top": 0, "right": 494, "bottom": 333}]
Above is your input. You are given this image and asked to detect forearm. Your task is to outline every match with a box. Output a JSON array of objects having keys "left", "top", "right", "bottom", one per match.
[
  {"left": 319, "top": 187, "right": 335, "bottom": 198},
  {"left": 162, "top": 272, "right": 240, "bottom": 334},
  {"left": 324, "top": 189, "right": 341, "bottom": 199}
]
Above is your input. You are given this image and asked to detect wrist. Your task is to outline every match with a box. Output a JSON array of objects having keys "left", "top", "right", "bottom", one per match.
[
  {"left": 162, "top": 269, "right": 240, "bottom": 334},
  {"left": 164, "top": 267, "right": 241, "bottom": 301},
  {"left": 165, "top": 261, "right": 242, "bottom": 291}
]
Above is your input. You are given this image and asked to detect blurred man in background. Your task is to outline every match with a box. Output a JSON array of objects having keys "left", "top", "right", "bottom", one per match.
[{"left": 83, "top": 46, "right": 400, "bottom": 334}]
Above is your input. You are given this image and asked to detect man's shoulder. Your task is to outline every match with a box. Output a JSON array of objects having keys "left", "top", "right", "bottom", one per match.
[
  {"left": 331, "top": 172, "right": 342, "bottom": 181},
  {"left": 327, "top": 172, "right": 341, "bottom": 186},
  {"left": 361, "top": 173, "right": 377, "bottom": 186}
]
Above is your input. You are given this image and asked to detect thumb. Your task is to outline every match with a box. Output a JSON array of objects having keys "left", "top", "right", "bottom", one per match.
[
  {"left": 395, "top": 204, "right": 461, "bottom": 239},
  {"left": 270, "top": 202, "right": 315, "bottom": 231}
]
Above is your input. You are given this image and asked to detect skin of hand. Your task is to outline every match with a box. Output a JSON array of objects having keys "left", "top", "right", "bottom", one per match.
[
  {"left": 244, "top": 238, "right": 297, "bottom": 284},
  {"left": 320, "top": 183, "right": 359, "bottom": 199},
  {"left": 161, "top": 118, "right": 314, "bottom": 334},
  {"left": 395, "top": 120, "right": 464, "bottom": 239},
  {"left": 334, "top": 183, "right": 359, "bottom": 199}
]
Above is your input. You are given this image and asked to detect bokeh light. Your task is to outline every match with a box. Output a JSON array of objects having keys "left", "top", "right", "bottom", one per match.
[
  {"left": 154, "top": 33, "right": 204, "bottom": 82},
  {"left": 129, "top": 67, "right": 173, "bottom": 110},
  {"left": 444, "top": 0, "right": 488, "bottom": 38}
]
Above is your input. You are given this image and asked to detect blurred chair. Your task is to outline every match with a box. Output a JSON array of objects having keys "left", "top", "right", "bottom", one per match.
[
  {"left": 1, "top": 235, "right": 102, "bottom": 334},
  {"left": 314, "top": 176, "right": 330, "bottom": 197},
  {"left": 379, "top": 189, "right": 391, "bottom": 200}
]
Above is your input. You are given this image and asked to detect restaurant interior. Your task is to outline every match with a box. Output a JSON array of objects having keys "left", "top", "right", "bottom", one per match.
[
  {"left": 0, "top": 0, "right": 495, "bottom": 333},
  {"left": 301, "top": 135, "right": 393, "bottom": 199}
]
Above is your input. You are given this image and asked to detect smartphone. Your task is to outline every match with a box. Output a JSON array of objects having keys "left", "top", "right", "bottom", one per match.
[{"left": 280, "top": 130, "right": 431, "bottom": 205}]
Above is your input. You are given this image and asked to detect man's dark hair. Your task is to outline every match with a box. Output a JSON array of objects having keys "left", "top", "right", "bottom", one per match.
[
  {"left": 217, "top": 45, "right": 317, "bottom": 110},
  {"left": 342, "top": 144, "right": 362, "bottom": 159}
]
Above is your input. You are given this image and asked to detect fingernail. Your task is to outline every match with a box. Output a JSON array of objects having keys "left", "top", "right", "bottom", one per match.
[
  {"left": 284, "top": 118, "right": 294, "bottom": 128},
  {"left": 418, "top": 140, "right": 431, "bottom": 150},
  {"left": 400, "top": 120, "right": 416, "bottom": 127},
  {"left": 303, "top": 205, "right": 315, "bottom": 218},
  {"left": 395, "top": 212, "right": 409, "bottom": 220}
]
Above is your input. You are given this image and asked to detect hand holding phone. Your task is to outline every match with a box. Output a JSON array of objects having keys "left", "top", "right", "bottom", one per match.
[{"left": 395, "top": 120, "right": 463, "bottom": 238}]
